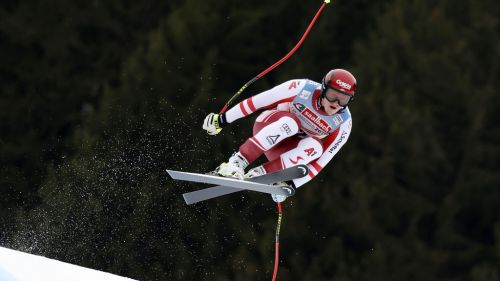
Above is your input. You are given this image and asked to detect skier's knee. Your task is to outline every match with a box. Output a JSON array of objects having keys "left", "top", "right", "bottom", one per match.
[
  {"left": 277, "top": 116, "right": 300, "bottom": 136},
  {"left": 300, "top": 138, "right": 324, "bottom": 159}
]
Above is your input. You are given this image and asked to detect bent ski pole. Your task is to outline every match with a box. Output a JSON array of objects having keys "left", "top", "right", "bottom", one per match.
[{"left": 219, "top": 0, "right": 332, "bottom": 114}]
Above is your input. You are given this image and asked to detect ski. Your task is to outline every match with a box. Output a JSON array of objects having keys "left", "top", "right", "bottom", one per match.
[
  {"left": 167, "top": 170, "right": 290, "bottom": 195},
  {"left": 168, "top": 165, "right": 308, "bottom": 205}
]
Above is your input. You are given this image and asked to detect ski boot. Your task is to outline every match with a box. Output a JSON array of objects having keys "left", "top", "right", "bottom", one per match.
[
  {"left": 213, "top": 152, "right": 249, "bottom": 179},
  {"left": 245, "top": 166, "right": 290, "bottom": 203},
  {"left": 244, "top": 165, "right": 266, "bottom": 179}
]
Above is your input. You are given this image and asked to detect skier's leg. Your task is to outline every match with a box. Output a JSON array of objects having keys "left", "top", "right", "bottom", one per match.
[
  {"left": 246, "top": 136, "right": 323, "bottom": 203},
  {"left": 263, "top": 137, "right": 323, "bottom": 173},
  {"left": 217, "top": 110, "right": 300, "bottom": 178},
  {"left": 239, "top": 110, "right": 301, "bottom": 163},
  {"left": 246, "top": 136, "right": 323, "bottom": 177}
]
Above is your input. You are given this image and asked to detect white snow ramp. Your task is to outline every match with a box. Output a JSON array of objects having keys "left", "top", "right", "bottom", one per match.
[{"left": 0, "top": 246, "right": 137, "bottom": 281}]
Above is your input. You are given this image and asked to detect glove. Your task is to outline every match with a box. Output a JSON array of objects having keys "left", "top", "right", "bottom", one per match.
[
  {"left": 203, "top": 113, "right": 225, "bottom": 135},
  {"left": 271, "top": 181, "right": 295, "bottom": 203},
  {"left": 272, "top": 194, "right": 287, "bottom": 203}
]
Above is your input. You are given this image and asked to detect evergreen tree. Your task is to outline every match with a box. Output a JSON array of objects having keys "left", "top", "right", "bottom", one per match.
[{"left": 3, "top": 0, "right": 498, "bottom": 280}]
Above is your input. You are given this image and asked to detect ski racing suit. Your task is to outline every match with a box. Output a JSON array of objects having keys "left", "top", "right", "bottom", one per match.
[{"left": 224, "top": 79, "right": 352, "bottom": 188}]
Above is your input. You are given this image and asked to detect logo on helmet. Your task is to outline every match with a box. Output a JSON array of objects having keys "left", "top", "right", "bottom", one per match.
[{"left": 336, "top": 79, "right": 352, "bottom": 90}]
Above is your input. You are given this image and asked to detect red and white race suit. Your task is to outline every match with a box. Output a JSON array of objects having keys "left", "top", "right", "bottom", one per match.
[{"left": 224, "top": 79, "right": 352, "bottom": 188}]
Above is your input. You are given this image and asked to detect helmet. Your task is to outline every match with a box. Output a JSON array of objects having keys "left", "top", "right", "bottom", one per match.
[{"left": 321, "top": 69, "right": 357, "bottom": 106}]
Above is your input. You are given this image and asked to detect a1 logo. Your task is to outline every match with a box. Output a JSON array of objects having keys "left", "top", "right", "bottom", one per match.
[{"left": 304, "top": 148, "right": 315, "bottom": 156}]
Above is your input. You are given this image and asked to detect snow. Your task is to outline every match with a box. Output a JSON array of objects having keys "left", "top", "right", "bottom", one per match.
[{"left": 0, "top": 246, "right": 136, "bottom": 281}]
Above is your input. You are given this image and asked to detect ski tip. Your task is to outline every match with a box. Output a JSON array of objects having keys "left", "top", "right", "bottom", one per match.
[
  {"left": 296, "top": 164, "right": 309, "bottom": 176},
  {"left": 281, "top": 185, "right": 295, "bottom": 197}
]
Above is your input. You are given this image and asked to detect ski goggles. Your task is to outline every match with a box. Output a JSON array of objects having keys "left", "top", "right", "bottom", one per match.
[{"left": 323, "top": 87, "right": 354, "bottom": 107}]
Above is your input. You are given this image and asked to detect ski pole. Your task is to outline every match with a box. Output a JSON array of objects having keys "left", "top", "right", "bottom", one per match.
[
  {"left": 271, "top": 202, "right": 283, "bottom": 281},
  {"left": 219, "top": 0, "right": 332, "bottom": 114}
]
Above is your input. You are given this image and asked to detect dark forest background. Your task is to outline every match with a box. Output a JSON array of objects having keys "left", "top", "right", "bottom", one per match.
[{"left": 1, "top": 0, "right": 499, "bottom": 280}]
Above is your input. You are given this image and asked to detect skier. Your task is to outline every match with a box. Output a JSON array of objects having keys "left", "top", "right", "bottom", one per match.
[{"left": 203, "top": 69, "right": 356, "bottom": 202}]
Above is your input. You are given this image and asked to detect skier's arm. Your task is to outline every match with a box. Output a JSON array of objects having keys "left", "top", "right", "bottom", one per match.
[
  {"left": 202, "top": 79, "right": 303, "bottom": 135},
  {"left": 292, "top": 118, "right": 352, "bottom": 188},
  {"left": 223, "top": 80, "right": 305, "bottom": 123}
]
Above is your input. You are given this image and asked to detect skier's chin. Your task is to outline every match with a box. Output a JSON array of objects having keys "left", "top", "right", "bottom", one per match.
[
  {"left": 325, "top": 105, "right": 340, "bottom": 115},
  {"left": 321, "top": 98, "right": 341, "bottom": 115}
]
